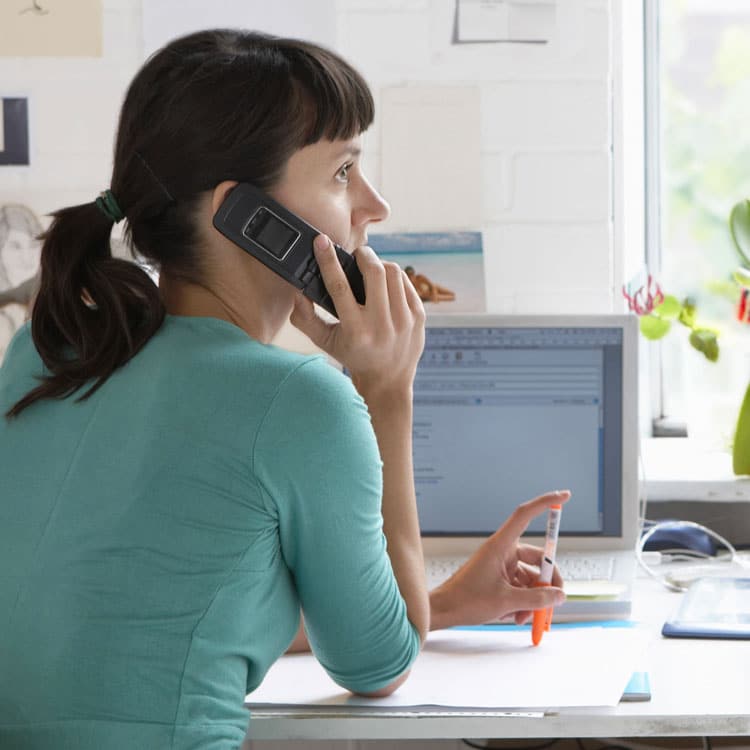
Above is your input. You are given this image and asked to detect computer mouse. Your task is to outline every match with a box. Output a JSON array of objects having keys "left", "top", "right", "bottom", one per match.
[{"left": 642, "top": 520, "right": 718, "bottom": 557}]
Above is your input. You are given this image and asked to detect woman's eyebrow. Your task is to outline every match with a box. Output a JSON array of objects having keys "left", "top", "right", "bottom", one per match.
[{"left": 331, "top": 145, "right": 362, "bottom": 161}]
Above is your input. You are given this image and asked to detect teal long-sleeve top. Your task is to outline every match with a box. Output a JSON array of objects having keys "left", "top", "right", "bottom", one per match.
[{"left": 0, "top": 316, "right": 420, "bottom": 750}]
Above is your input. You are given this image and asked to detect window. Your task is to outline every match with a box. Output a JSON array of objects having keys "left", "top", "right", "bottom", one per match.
[{"left": 647, "top": 0, "right": 750, "bottom": 448}]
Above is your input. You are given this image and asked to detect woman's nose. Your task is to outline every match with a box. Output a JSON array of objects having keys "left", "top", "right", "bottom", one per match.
[{"left": 355, "top": 177, "right": 390, "bottom": 226}]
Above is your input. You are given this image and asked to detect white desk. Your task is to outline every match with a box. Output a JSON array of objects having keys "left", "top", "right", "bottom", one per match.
[{"left": 244, "top": 575, "right": 750, "bottom": 742}]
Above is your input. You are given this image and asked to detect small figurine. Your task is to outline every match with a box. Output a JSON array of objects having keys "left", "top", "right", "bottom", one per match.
[{"left": 404, "top": 266, "right": 456, "bottom": 303}]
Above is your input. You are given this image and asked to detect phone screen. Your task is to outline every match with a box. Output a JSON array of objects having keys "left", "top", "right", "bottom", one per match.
[{"left": 242, "top": 207, "right": 300, "bottom": 260}]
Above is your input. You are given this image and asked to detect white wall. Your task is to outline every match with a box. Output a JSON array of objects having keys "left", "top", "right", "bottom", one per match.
[{"left": 0, "top": 0, "right": 620, "bottom": 324}]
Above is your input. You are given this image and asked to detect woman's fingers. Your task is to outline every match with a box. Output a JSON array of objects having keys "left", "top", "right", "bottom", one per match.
[
  {"left": 496, "top": 490, "right": 571, "bottom": 543},
  {"left": 402, "top": 268, "right": 425, "bottom": 318},
  {"left": 313, "top": 234, "right": 358, "bottom": 320},
  {"left": 353, "top": 244, "right": 388, "bottom": 315},
  {"left": 516, "top": 544, "right": 564, "bottom": 587},
  {"left": 302, "top": 235, "right": 426, "bottom": 395},
  {"left": 512, "top": 560, "right": 539, "bottom": 587},
  {"left": 384, "top": 261, "right": 409, "bottom": 327}
]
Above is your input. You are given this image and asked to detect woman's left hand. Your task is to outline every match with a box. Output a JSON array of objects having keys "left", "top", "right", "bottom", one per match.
[{"left": 429, "top": 490, "right": 570, "bottom": 630}]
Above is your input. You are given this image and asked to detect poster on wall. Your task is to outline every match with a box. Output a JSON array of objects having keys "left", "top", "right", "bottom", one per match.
[
  {"left": 369, "top": 231, "right": 486, "bottom": 313},
  {"left": 0, "top": 0, "right": 102, "bottom": 57},
  {"left": 0, "top": 205, "right": 42, "bottom": 360},
  {"left": 142, "top": 0, "right": 336, "bottom": 59},
  {"left": 0, "top": 98, "right": 30, "bottom": 166}
]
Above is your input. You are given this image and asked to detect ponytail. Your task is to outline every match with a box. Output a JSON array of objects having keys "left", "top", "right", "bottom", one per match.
[
  {"left": 5, "top": 28, "right": 375, "bottom": 418},
  {"left": 6, "top": 200, "right": 164, "bottom": 418}
]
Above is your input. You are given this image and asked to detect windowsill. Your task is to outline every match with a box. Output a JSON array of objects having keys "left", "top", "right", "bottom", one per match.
[{"left": 642, "top": 437, "right": 750, "bottom": 502}]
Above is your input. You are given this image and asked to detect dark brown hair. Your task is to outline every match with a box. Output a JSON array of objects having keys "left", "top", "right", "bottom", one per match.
[{"left": 7, "top": 29, "right": 373, "bottom": 418}]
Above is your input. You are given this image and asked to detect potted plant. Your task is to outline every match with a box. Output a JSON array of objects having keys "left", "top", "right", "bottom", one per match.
[{"left": 623, "top": 199, "right": 750, "bottom": 475}]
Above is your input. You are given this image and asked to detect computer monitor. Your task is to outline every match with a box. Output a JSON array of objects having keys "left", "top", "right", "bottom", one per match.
[{"left": 416, "top": 314, "right": 639, "bottom": 559}]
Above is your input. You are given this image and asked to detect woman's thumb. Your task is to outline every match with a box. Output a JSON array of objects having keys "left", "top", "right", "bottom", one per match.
[{"left": 512, "top": 585, "right": 566, "bottom": 613}]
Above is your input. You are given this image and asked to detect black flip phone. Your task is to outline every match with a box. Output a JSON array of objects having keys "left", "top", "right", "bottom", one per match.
[{"left": 212, "top": 182, "right": 365, "bottom": 318}]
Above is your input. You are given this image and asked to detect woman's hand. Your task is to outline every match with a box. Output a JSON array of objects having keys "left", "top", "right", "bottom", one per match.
[
  {"left": 290, "top": 234, "right": 425, "bottom": 401},
  {"left": 429, "top": 490, "right": 571, "bottom": 630}
]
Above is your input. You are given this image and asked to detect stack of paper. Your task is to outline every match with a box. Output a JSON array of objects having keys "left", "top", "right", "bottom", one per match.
[{"left": 246, "top": 626, "right": 649, "bottom": 711}]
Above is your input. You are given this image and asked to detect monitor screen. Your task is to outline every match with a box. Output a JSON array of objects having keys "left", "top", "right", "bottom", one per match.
[{"left": 413, "top": 322, "right": 625, "bottom": 537}]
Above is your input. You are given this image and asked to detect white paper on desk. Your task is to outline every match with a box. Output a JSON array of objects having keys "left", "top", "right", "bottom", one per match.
[
  {"left": 381, "top": 86, "right": 481, "bottom": 233},
  {"left": 246, "top": 627, "right": 648, "bottom": 710},
  {"left": 142, "top": 0, "right": 336, "bottom": 59}
]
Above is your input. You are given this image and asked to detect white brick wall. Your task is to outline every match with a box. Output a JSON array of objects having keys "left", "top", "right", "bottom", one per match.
[{"left": 0, "top": 0, "right": 618, "bottom": 318}]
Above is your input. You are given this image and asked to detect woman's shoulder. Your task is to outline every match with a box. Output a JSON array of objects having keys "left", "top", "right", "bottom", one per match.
[
  {"left": 157, "top": 314, "right": 351, "bottom": 398},
  {"left": 1, "top": 322, "right": 34, "bottom": 369}
]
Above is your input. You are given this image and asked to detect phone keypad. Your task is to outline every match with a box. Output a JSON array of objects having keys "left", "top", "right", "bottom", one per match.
[{"left": 300, "top": 256, "right": 320, "bottom": 286}]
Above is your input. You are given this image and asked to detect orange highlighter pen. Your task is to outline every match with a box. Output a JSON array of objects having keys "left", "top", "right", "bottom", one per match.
[{"left": 532, "top": 503, "right": 563, "bottom": 646}]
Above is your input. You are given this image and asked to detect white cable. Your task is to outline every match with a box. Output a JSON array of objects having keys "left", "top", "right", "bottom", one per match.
[
  {"left": 636, "top": 519, "right": 741, "bottom": 592},
  {"left": 634, "top": 436, "right": 748, "bottom": 592}
]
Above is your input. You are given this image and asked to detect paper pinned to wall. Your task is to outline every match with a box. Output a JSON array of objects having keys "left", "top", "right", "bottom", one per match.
[
  {"left": 381, "top": 86, "right": 481, "bottom": 233},
  {"left": 454, "top": 0, "right": 555, "bottom": 44},
  {"left": 457, "top": 0, "right": 510, "bottom": 42},
  {"left": 0, "top": 0, "right": 102, "bottom": 57},
  {"left": 246, "top": 626, "right": 649, "bottom": 710},
  {"left": 142, "top": 0, "right": 336, "bottom": 59}
]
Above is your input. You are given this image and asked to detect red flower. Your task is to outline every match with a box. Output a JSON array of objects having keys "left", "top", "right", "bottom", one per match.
[
  {"left": 738, "top": 289, "right": 750, "bottom": 324},
  {"left": 622, "top": 275, "right": 664, "bottom": 316}
]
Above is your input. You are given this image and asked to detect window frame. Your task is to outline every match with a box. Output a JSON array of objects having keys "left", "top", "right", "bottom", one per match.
[{"left": 637, "top": 0, "right": 745, "bottom": 495}]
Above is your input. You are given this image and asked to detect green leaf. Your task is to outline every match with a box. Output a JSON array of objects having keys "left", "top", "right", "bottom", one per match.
[
  {"left": 733, "top": 266, "right": 750, "bottom": 289},
  {"left": 678, "top": 301, "right": 696, "bottom": 328},
  {"left": 729, "top": 199, "right": 750, "bottom": 267},
  {"left": 689, "top": 329, "right": 720, "bottom": 362},
  {"left": 640, "top": 316, "right": 671, "bottom": 340},
  {"left": 733, "top": 383, "right": 750, "bottom": 475},
  {"left": 654, "top": 294, "right": 682, "bottom": 320}
]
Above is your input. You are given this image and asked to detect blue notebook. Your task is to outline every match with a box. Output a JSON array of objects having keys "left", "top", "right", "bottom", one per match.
[{"left": 662, "top": 577, "right": 750, "bottom": 640}]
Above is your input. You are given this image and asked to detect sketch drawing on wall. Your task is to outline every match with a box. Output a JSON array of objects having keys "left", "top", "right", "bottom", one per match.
[
  {"left": 0, "top": 204, "right": 42, "bottom": 359},
  {"left": 19, "top": 1, "right": 50, "bottom": 15}
]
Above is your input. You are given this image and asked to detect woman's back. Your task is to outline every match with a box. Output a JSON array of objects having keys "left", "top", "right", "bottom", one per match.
[{"left": 0, "top": 315, "right": 417, "bottom": 749}]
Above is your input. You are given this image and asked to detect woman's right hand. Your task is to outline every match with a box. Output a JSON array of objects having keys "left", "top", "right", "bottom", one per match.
[
  {"left": 290, "top": 234, "right": 426, "bottom": 400},
  {"left": 429, "top": 491, "right": 571, "bottom": 630}
]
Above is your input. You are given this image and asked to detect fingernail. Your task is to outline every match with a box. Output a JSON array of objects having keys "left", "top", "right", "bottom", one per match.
[
  {"left": 314, "top": 234, "right": 329, "bottom": 254},
  {"left": 555, "top": 591, "right": 567, "bottom": 605}
]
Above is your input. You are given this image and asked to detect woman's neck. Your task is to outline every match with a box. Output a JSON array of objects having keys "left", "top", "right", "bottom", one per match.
[{"left": 158, "top": 272, "right": 290, "bottom": 344}]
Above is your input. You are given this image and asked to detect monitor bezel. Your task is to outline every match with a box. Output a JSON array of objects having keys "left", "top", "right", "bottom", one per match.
[{"left": 416, "top": 313, "right": 639, "bottom": 556}]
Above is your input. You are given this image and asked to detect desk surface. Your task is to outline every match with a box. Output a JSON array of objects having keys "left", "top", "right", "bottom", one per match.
[{"left": 245, "top": 574, "right": 750, "bottom": 741}]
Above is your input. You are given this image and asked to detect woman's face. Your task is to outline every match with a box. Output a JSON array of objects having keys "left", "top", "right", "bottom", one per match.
[{"left": 269, "top": 136, "right": 390, "bottom": 252}]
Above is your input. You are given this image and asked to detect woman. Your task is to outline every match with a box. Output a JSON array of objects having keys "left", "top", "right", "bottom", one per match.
[{"left": 0, "top": 30, "right": 567, "bottom": 749}]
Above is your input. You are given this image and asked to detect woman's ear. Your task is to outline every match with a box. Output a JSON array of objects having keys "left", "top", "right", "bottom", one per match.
[{"left": 211, "top": 180, "right": 239, "bottom": 216}]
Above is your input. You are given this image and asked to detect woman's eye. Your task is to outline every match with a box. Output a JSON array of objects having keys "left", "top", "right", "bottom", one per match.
[{"left": 336, "top": 162, "right": 353, "bottom": 183}]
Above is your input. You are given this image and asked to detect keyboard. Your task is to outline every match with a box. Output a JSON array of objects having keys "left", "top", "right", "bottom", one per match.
[{"left": 426, "top": 554, "right": 615, "bottom": 590}]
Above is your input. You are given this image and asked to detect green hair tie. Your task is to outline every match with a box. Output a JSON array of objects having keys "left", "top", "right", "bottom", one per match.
[{"left": 95, "top": 189, "right": 125, "bottom": 224}]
